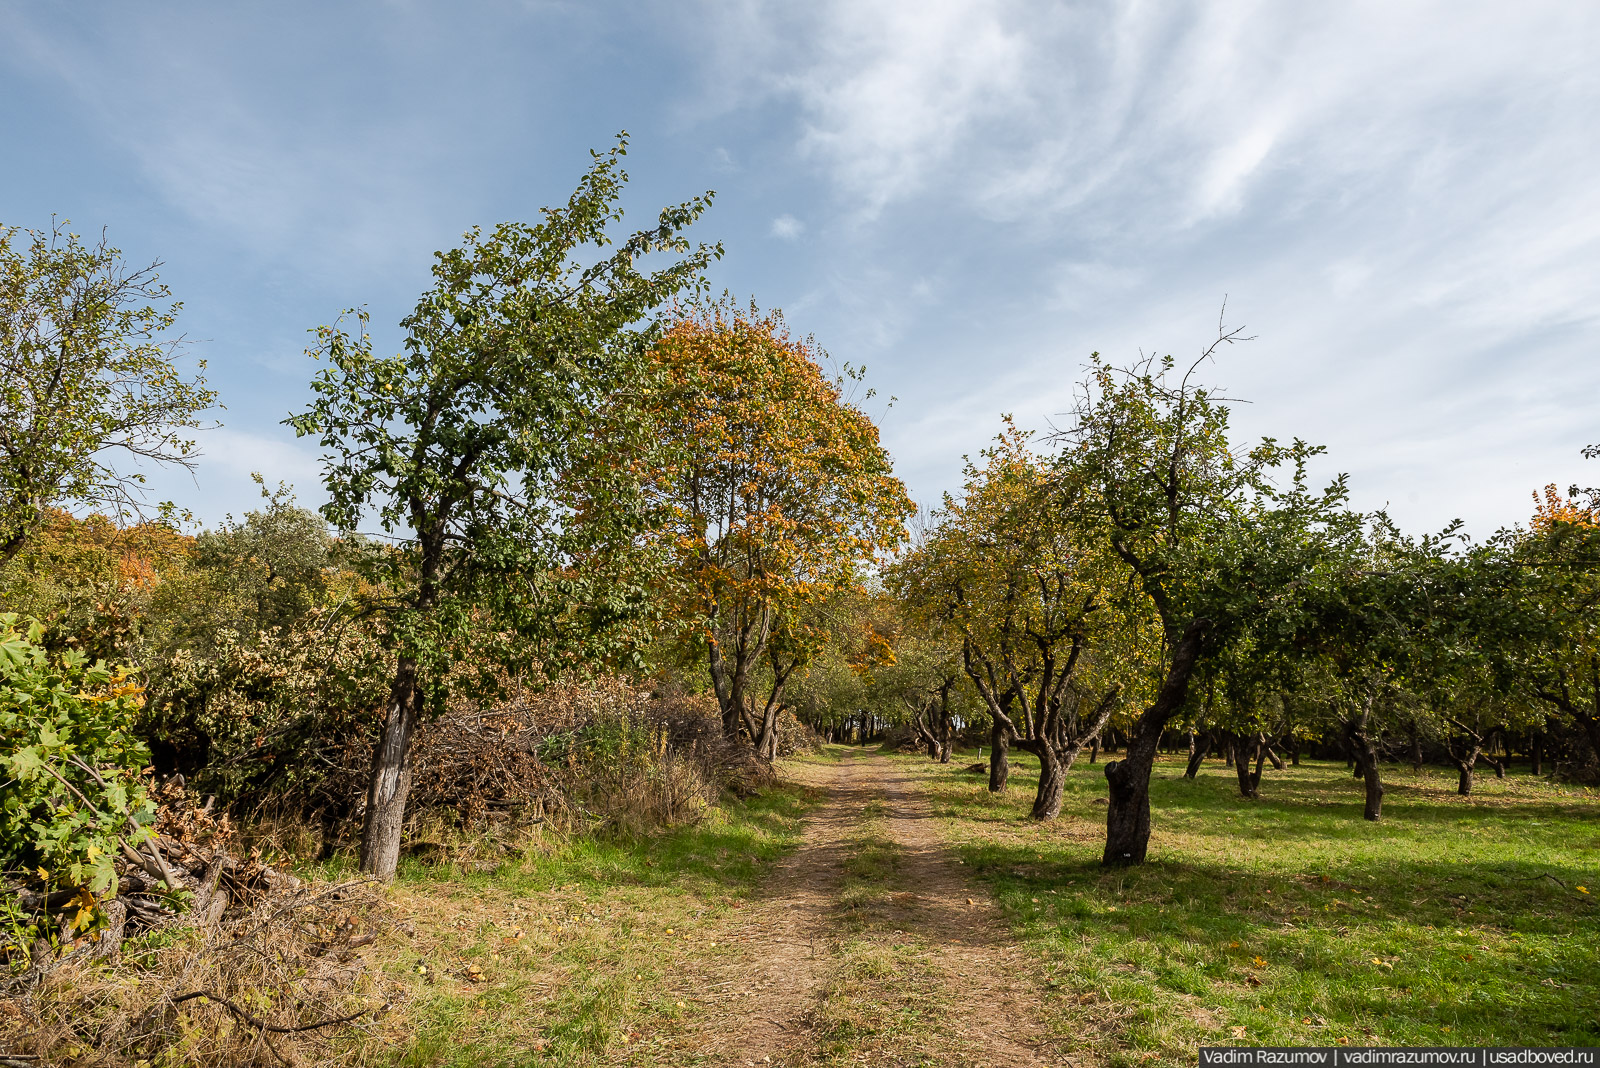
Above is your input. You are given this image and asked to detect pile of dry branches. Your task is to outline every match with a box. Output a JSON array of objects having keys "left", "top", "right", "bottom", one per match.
[{"left": 2, "top": 782, "right": 394, "bottom": 1067}]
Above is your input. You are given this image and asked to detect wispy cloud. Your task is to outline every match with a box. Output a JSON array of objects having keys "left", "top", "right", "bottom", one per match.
[
  {"left": 770, "top": 214, "right": 804, "bottom": 240},
  {"left": 706, "top": 0, "right": 1600, "bottom": 534}
]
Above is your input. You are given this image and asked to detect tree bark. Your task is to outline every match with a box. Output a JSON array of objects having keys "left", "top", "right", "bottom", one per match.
[
  {"left": 1234, "top": 734, "right": 1262, "bottom": 799},
  {"left": 1103, "top": 620, "right": 1207, "bottom": 866},
  {"left": 1361, "top": 756, "right": 1384, "bottom": 820},
  {"left": 988, "top": 719, "right": 1010, "bottom": 792},
  {"left": 1346, "top": 701, "right": 1384, "bottom": 822},
  {"left": 359, "top": 655, "right": 420, "bottom": 879},
  {"left": 1028, "top": 742, "right": 1065, "bottom": 820},
  {"left": 937, "top": 686, "right": 954, "bottom": 764},
  {"left": 912, "top": 709, "right": 940, "bottom": 759}
]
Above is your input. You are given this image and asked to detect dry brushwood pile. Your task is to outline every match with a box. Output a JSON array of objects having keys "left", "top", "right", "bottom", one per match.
[
  {"left": 2, "top": 784, "right": 394, "bottom": 1067},
  {"left": 296, "top": 681, "right": 785, "bottom": 856}
]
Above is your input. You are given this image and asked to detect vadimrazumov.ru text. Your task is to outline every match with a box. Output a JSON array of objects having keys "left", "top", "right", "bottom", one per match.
[{"left": 1200, "top": 1049, "right": 1598, "bottom": 1067}]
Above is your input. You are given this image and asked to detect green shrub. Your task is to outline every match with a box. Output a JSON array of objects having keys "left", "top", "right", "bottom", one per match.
[{"left": 0, "top": 613, "right": 154, "bottom": 900}]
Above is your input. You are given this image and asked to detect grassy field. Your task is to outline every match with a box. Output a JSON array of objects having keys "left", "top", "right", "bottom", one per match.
[
  {"left": 350, "top": 784, "right": 817, "bottom": 1066},
  {"left": 903, "top": 750, "right": 1600, "bottom": 1063}
]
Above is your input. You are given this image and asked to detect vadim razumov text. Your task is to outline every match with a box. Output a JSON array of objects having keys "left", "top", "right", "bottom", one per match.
[{"left": 1199, "top": 1049, "right": 1599, "bottom": 1067}]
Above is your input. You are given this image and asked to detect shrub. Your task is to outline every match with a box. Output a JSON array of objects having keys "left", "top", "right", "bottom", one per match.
[{"left": 0, "top": 614, "right": 154, "bottom": 904}]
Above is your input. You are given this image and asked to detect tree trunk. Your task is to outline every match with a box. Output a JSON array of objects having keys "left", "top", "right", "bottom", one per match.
[
  {"left": 1455, "top": 761, "right": 1474, "bottom": 795},
  {"left": 1088, "top": 735, "right": 1100, "bottom": 763},
  {"left": 1362, "top": 756, "right": 1384, "bottom": 820},
  {"left": 1531, "top": 731, "right": 1543, "bottom": 776},
  {"left": 1103, "top": 620, "right": 1207, "bottom": 866},
  {"left": 937, "top": 681, "right": 954, "bottom": 763},
  {"left": 1344, "top": 692, "right": 1385, "bottom": 821},
  {"left": 1183, "top": 731, "right": 1211, "bottom": 779},
  {"left": 911, "top": 709, "right": 940, "bottom": 758},
  {"left": 988, "top": 720, "right": 1010, "bottom": 793},
  {"left": 1264, "top": 746, "right": 1285, "bottom": 772},
  {"left": 1029, "top": 743, "right": 1065, "bottom": 820},
  {"left": 1234, "top": 736, "right": 1262, "bottom": 799},
  {"left": 1409, "top": 725, "right": 1424, "bottom": 771},
  {"left": 359, "top": 655, "right": 420, "bottom": 879}
]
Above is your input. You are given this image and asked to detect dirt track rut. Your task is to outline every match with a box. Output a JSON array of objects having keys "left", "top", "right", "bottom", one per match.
[{"left": 660, "top": 751, "right": 1057, "bottom": 1067}]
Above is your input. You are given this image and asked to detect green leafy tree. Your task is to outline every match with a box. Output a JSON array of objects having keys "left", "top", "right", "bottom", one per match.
[
  {"left": 891, "top": 425, "right": 1145, "bottom": 818},
  {"left": 1056, "top": 337, "right": 1351, "bottom": 864},
  {"left": 0, "top": 221, "right": 215, "bottom": 566},
  {"left": 186, "top": 477, "right": 343, "bottom": 639},
  {"left": 287, "top": 139, "right": 719, "bottom": 877}
]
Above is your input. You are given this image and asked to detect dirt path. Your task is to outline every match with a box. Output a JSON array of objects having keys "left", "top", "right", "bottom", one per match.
[{"left": 660, "top": 750, "right": 1057, "bottom": 1067}]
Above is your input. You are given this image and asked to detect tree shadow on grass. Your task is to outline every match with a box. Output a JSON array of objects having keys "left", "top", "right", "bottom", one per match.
[{"left": 953, "top": 838, "right": 1600, "bottom": 1045}]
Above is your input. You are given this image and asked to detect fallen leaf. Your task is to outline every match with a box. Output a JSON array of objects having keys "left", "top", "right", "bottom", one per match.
[
  {"left": 1231, "top": 1026, "right": 1248, "bottom": 1039},
  {"left": 1246, "top": 975, "right": 1261, "bottom": 987},
  {"left": 1252, "top": 956, "right": 1267, "bottom": 967}
]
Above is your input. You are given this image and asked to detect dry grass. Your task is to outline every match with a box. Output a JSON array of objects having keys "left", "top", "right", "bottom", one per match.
[{"left": 3, "top": 880, "right": 395, "bottom": 1067}]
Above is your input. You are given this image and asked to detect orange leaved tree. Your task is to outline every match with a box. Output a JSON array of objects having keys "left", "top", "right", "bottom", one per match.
[{"left": 640, "top": 302, "right": 913, "bottom": 752}]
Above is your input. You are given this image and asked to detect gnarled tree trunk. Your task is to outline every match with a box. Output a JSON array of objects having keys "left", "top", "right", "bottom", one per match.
[
  {"left": 1029, "top": 742, "right": 1065, "bottom": 820},
  {"left": 988, "top": 719, "right": 1010, "bottom": 792},
  {"left": 1103, "top": 620, "right": 1206, "bottom": 866},
  {"left": 1234, "top": 734, "right": 1263, "bottom": 798}
]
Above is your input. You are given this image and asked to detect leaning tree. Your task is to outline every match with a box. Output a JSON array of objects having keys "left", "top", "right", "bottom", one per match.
[
  {"left": 1054, "top": 336, "right": 1351, "bottom": 864},
  {"left": 288, "top": 138, "right": 719, "bottom": 878}
]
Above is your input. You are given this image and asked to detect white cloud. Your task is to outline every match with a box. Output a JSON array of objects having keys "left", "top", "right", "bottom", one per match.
[
  {"left": 770, "top": 213, "right": 804, "bottom": 240},
  {"left": 707, "top": 0, "right": 1600, "bottom": 535},
  {"left": 197, "top": 427, "right": 325, "bottom": 500}
]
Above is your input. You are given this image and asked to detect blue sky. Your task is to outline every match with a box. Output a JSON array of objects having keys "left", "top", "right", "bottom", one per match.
[{"left": 4, "top": 1, "right": 1597, "bottom": 539}]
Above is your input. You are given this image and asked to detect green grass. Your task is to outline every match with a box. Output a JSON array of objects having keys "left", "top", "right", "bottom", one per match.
[
  {"left": 901, "top": 750, "right": 1600, "bottom": 1064},
  {"left": 368, "top": 783, "right": 817, "bottom": 1067}
]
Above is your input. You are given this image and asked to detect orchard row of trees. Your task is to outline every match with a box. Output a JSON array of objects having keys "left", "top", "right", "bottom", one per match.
[
  {"left": 871, "top": 344, "right": 1600, "bottom": 864},
  {"left": 6, "top": 139, "right": 1600, "bottom": 902}
]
